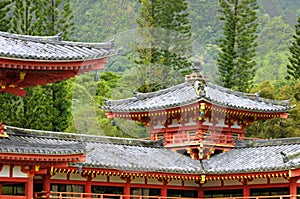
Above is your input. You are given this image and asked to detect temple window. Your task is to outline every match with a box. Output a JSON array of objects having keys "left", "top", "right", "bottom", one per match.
[
  {"left": 167, "top": 189, "right": 198, "bottom": 198},
  {"left": 204, "top": 189, "right": 243, "bottom": 198},
  {"left": 2, "top": 183, "right": 25, "bottom": 196}
]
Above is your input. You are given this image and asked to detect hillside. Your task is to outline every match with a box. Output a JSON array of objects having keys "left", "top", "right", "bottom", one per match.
[{"left": 70, "top": 0, "right": 300, "bottom": 83}]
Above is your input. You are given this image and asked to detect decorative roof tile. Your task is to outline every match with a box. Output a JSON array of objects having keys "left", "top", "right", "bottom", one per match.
[
  {"left": 4, "top": 126, "right": 202, "bottom": 174},
  {"left": 102, "top": 82, "right": 293, "bottom": 113},
  {"left": 0, "top": 31, "right": 117, "bottom": 61},
  {"left": 203, "top": 137, "right": 300, "bottom": 174}
]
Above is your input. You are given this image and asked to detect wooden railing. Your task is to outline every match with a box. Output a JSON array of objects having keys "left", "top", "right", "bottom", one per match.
[
  {"left": 0, "top": 196, "right": 27, "bottom": 199},
  {"left": 164, "top": 133, "right": 236, "bottom": 147},
  {"left": 33, "top": 192, "right": 300, "bottom": 199}
]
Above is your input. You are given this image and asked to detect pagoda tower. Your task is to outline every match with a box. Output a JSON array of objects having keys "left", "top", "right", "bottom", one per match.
[{"left": 102, "top": 61, "right": 293, "bottom": 159}]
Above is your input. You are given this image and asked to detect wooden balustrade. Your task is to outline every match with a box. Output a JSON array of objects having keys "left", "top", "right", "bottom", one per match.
[
  {"left": 164, "top": 132, "right": 236, "bottom": 147},
  {"left": 33, "top": 192, "right": 300, "bottom": 199}
]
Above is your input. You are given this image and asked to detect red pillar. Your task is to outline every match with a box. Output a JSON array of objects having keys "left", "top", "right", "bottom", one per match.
[
  {"left": 123, "top": 178, "right": 131, "bottom": 199},
  {"left": 43, "top": 174, "right": 51, "bottom": 193},
  {"left": 160, "top": 180, "right": 167, "bottom": 199},
  {"left": 198, "top": 187, "right": 204, "bottom": 199},
  {"left": 27, "top": 173, "right": 34, "bottom": 199},
  {"left": 243, "top": 183, "right": 250, "bottom": 199},
  {"left": 85, "top": 177, "right": 92, "bottom": 198},
  {"left": 290, "top": 177, "right": 297, "bottom": 199}
]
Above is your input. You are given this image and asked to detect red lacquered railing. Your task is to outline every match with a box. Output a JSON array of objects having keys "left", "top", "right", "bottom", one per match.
[{"left": 33, "top": 192, "right": 300, "bottom": 199}]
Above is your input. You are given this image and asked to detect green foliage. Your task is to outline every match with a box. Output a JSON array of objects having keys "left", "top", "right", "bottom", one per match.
[
  {"left": 255, "top": 16, "right": 293, "bottom": 82},
  {"left": 0, "top": 0, "right": 74, "bottom": 132},
  {"left": 41, "top": 0, "right": 74, "bottom": 39},
  {"left": 70, "top": 0, "right": 138, "bottom": 42},
  {"left": 131, "top": 0, "right": 192, "bottom": 93},
  {"left": 217, "top": 0, "right": 259, "bottom": 92},
  {"left": 246, "top": 80, "right": 300, "bottom": 139},
  {"left": 11, "top": 0, "right": 44, "bottom": 35},
  {"left": 0, "top": 0, "right": 12, "bottom": 32},
  {"left": 286, "top": 17, "right": 300, "bottom": 80}
]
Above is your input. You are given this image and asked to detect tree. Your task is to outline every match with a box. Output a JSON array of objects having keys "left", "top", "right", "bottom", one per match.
[
  {"left": 286, "top": 16, "right": 300, "bottom": 80},
  {"left": 42, "top": 0, "right": 74, "bottom": 39},
  {"left": 217, "top": 0, "right": 258, "bottom": 92},
  {"left": 0, "top": 0, "right": 12, "bottom": 32},
  {"left": 132, "top": 0, "right": 192, "bottom": 93},
  {"left": 0, "top": 0, "right": 74, "bottom": 132},
  {"left": 11, "top": 0, "right": 44, "bottom": 35}
]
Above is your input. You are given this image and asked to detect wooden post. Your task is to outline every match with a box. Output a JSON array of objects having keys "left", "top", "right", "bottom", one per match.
[
  {"left": 123, "top": 177, "right": 131, "bottom": 199},
  {"left": 289, "top": 177, "right": 297, "bottom": 199},
  {"left": 243, "top": 183, "right": 250, "bottom": 199},
  {"left": 43, "top": 174, "right": 51, "bottom": 198},
  {"left": 85, "top": 177, "right": 92, "bottom": 198},
  {"left": 198, "top": 188, "right": 204, "bottom": 199},
  {"left": 160, "top": 180, "right": 167, "bottom": 199},
  {"left": 27, "top": 173, "right": 34, "bottom": 199}
]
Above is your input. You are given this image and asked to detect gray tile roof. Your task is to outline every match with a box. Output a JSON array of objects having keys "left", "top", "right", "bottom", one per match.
[
  {"left": 4, "top": 126, "right": 202, "bottom": 174},
  {"left": 3, "top": 126, "right": 85, "bottom": 155},
  {"left": 4, "top": 126, "right": 300, "bottom": 175},
  {"left": 0, "top": 31, "right": 117, "bottom": 61},
  {"left": 203, "top": 137, "right": 300, "bottom": 174},
  {"left": 103, "top": 82, "right": 292, "bottom": 113}
]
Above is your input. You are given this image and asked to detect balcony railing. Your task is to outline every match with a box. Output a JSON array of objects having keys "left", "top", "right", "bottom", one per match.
[{"left": 33, "top": 192, "right": 300, "bottom": 199}]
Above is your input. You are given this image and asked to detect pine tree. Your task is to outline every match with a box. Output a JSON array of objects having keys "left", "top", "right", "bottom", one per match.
[
  {"left": 11, "top": 0, "right": 44, "bottom": 35},
  {"left": 42, "top": 0, "right": 74, "bottom": 39},
  {"left": 286, "top": 16, "right": 300, "bottom": 80},
  {"left": 217, "top": 0, "right": 258, "bottom": 92},
  {"left": 132, "top": 0, "right": 192, "bottom": 93},
  {"left": 0, "top": 0, "right": 12, "bottom": 32},
  {"left": 0, "top": 0, "right": 74, "bottom": 132}
]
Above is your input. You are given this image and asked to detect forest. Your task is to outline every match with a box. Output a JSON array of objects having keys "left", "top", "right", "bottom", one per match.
[{"left": 1, "top": 0, "right": 300, "bottom": 139}]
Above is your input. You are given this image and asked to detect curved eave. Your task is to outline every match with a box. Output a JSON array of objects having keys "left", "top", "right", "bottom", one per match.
[
  {"left": 104, "top": 97, "right": 292, "bottom": 119},
  {"left": 205, "top": 170, "right": 289, "bottom": 182},
  {"left": 0, "top": 50, "right": 117, "bottom": 62},
  {"left": 79, "top": 163, "right": 201, "bottom": 174},
  {"left": 69, "top": 165, "right": 202, "bottom": 176},
  {"left": 0, "top": 152, "right": 85, "bottom": 163}
]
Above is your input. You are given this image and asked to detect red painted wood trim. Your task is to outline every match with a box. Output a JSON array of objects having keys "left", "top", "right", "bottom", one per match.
[
  {"left": 43, "top": 174, "right": 51, "bottom": 193},
  {"left": 0, "top": 58, "right": 107, "bottom": 70},
  {"left": 27, "top": 173, "right": 34, "bottom": 199},
  {"left": 289, "top": 178, "right": 297, "bottom": 196},
  {"left": 0, "top": 177, "right": 28, "bottom": 182},
  {"left": 289, "top": 168, "right": 300, "bottom": 177},
  {"left": 123, "top": 178, "right": 131, "bottom": 199},
  {"left": 0, "top": 153, "right": 85, "bottom": 163}
]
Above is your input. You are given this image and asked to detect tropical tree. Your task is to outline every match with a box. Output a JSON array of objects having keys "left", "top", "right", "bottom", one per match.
[
  {"left": 0, "top": 0, "right": 74, "bottom": 132},
  {"left": 0, "top": 0, "right": 12, "bottom": 32},
  {"left": 217, "top": 0, "right": 259, "bottom": 92},
  {"left": 132, "top": 0, "right": 192, "bottom": 93},
  {"left": 286, "top": 16, "right": 300, "bottom": 80}
]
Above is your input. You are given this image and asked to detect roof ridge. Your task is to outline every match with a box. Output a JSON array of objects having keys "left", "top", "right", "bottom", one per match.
[
  {"left": 207, "top": 82, "right": 291, "bottom": 107},
  {"left": 133, "top": 82, "right": 189, "bottom": 99},
  {"left": 5, "top": 125, "right": 162, "bottom": 148},
  {"left": 235, "top": 137, "right": 300, "bottom": 148},
  {"left": 0, "top": 31, "right": 114, "bottom": 49}
]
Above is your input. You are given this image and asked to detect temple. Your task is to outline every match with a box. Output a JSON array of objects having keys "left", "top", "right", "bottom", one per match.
[
  {"left": 0, "top": 31, "right": 116, "bottom": 96},
  {"left": 102, "top": 61, "right": 293, "bottom": 159},
  {"left": 0, "top": 31, "right": 300, "bottom": 199}
]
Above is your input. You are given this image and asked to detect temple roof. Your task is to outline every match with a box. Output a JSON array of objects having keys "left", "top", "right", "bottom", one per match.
[
  {"left": 3, "top": 126, "right": 86, "bottom": 155},
  {"left": 3, "top": 125, "right": 300, "bottom": 175},
  {"left": 4, "top": 126, "right": 202, "bottom": 174},
  {"left": 0, "top": 31, "right": 118, "bottom": 96},
  {"left": 0, "top": 31, "right": 116, "bottom": 61},
  {"left": 203, "top": 137, "right": 300, "bottom": 174},
  {"left": 102, "top": 82, "right": 292, "bottom": 113}
]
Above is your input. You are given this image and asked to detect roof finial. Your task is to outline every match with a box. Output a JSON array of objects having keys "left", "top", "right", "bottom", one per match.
[
  {"left": 185, "top": 59, "right": 206, "bottom": 86},
  {"left": 193, "top": 59, "right": 202, "bottom": 73}
]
